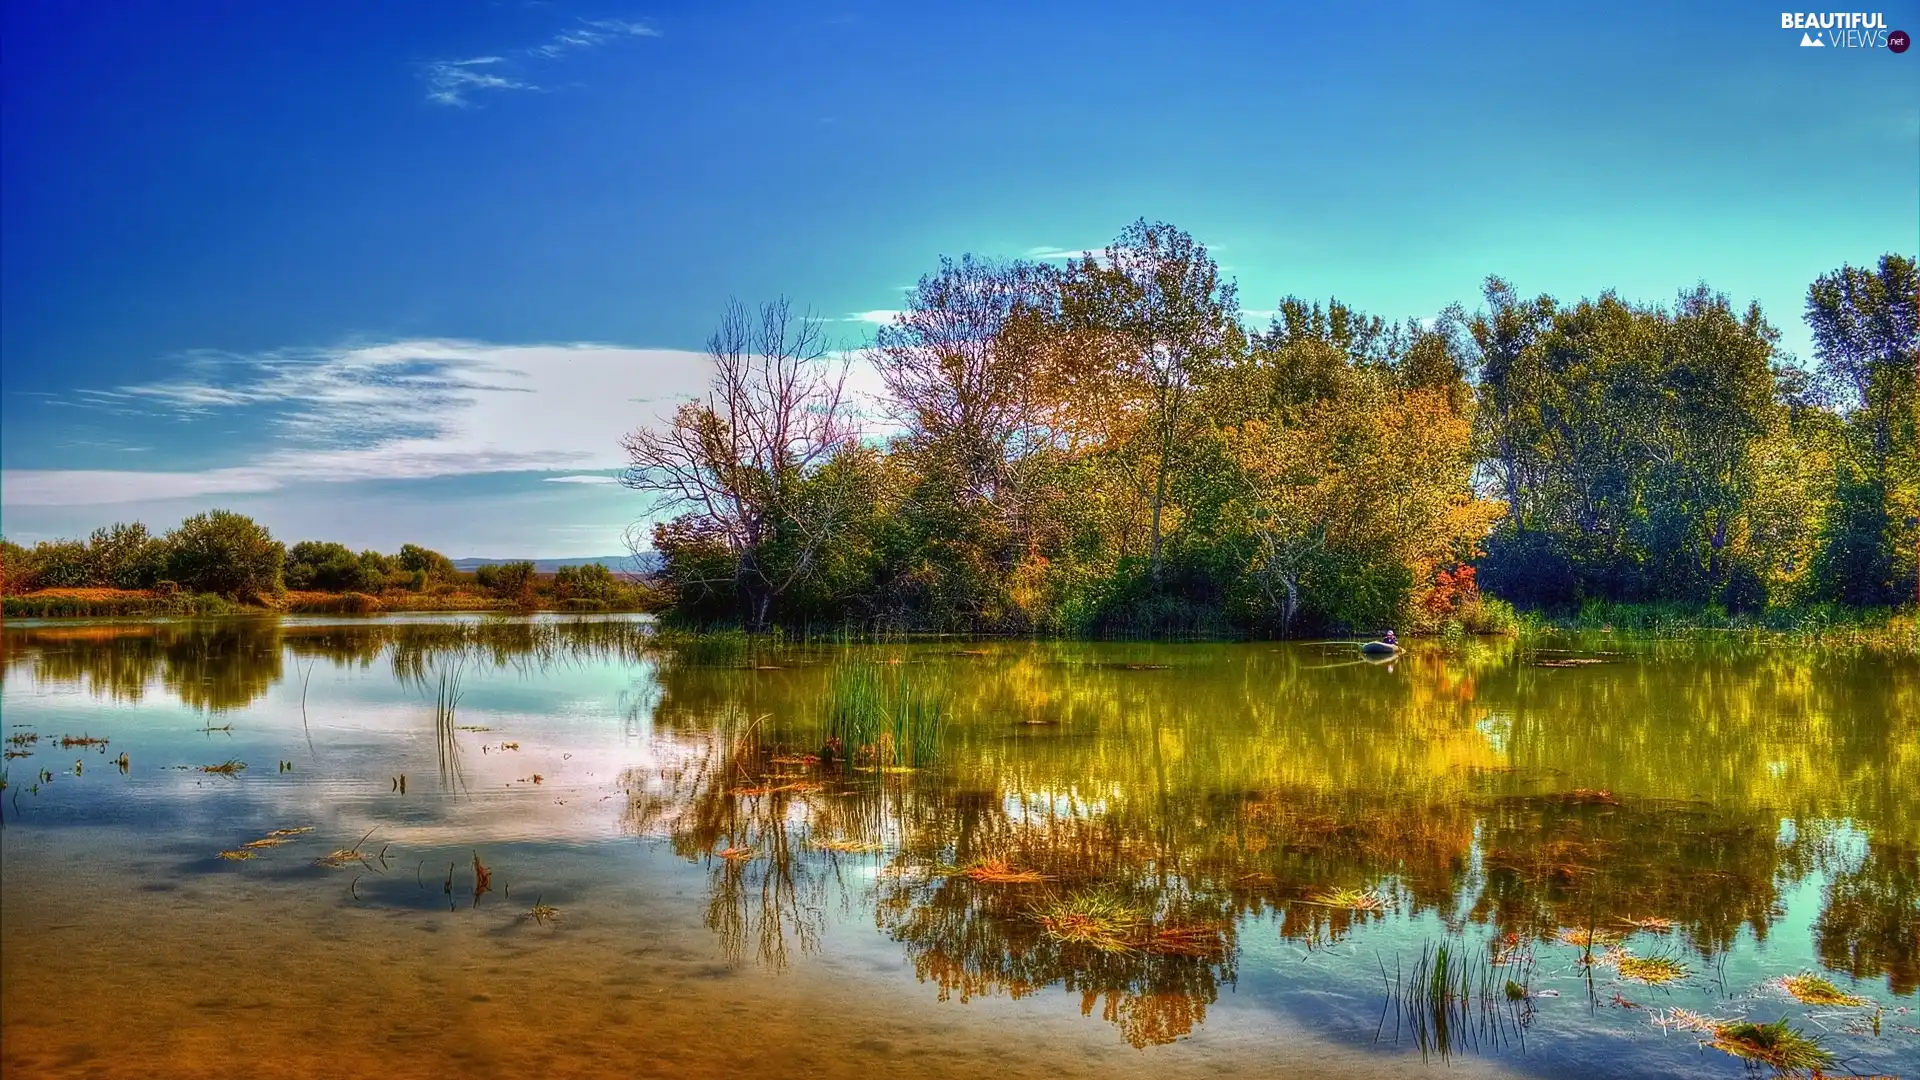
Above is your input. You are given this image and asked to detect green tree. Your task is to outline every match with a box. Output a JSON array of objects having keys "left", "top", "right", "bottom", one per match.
[
  {"left": 1806, "top": 254, "right": 1919, "bottom": 606},
  {"left": 397, "top": 543, "right": 458, "bottom": 583},
  {"left": 86, "top": 522, "right": 169, "bottom": 590},
  {"left": 164, "top": 510, "right": 285, "bottom": 598}
]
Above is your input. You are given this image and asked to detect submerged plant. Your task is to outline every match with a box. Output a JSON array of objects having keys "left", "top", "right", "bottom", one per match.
[
  {"left": 1709, "top": 1018, "right": 1832, "bottom": 1071},
  {"left": 1779, "top": 973, "right": 1869, "bottom": 1007}
]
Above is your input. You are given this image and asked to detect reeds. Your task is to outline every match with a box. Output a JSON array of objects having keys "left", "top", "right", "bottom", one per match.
[
  {"left": 433, "top": 660, "right": 467, "bottom": 794},
  {"left": 1379, "top": 939, "right": 1530, "bottom": 1062},
  {"left": 822, "top": 663, "right": 948, "bottom": 769}
]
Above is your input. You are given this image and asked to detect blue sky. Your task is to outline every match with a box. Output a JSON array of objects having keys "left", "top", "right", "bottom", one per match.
[{"left": 2, "top": 1, "right": 1915, "bottom": 556}]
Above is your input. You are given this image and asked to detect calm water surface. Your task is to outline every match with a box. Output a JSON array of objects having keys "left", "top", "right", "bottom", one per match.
[{"left": 2, "top": 616, "right": 1915, "bottom": 1079}]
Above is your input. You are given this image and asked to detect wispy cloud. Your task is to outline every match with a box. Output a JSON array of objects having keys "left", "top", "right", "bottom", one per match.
[
  {"left": 844, "top": 309, "right": 901, "bottom": 325},
  {"left": 528, "top": 18, "right": 659, "bottom": 59},
  {"left": 3, "top": 341, "right": 716, "bottom": 506},
  {"left": 421, "top": 18, "right": 660, "bottom": 106},
  {"left": 422, "top": 57, "right": 536, "bottom": 107},
  {"left": 1024, "top": 245, "right": 1101, "bottom": 262},
  {"left": 543, "top": 474, "right": 621, "bottom": 485}
]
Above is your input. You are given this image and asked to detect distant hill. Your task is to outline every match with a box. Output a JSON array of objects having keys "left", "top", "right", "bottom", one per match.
[{"left": 452, "top": 554, "right": 658, "bottom": 575}]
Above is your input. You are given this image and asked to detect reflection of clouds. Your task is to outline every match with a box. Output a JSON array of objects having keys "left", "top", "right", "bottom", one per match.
[{"left": 3, "top": 662, "right": 673, "bottom": 850}]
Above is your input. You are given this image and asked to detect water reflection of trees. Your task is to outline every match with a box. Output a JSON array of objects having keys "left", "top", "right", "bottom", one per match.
[
  {"left": 5, "top": 621, "right": 1914, "bottom": 1004},
  {"left": 629, "top": 638, "right": 1919, "bottom": 1034},
  {"left": 1, "top": 617, "right": 656, "bottom": 711}
]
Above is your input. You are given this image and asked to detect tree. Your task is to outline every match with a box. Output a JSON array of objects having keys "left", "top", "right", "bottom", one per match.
[
  {"left": 1806, "top": 254, "right": 1919, "bottom": 605},
  {"left": 477, "top": 560, "right": 536, "bottom": 604},
  {"left": 397, "top": 543, "right": 458, "bottom": 584},
  {"left": 554, "top": 562, "right": 618, "bottom": 602},
  {"left": 164, "top": 511, "right": 285, "bottom": 598},
  {"left": 1060, "top": 221, "right": 1243, "bottom": 581},
  {"left": 86, "top": 522, "right": 168, "bottom": 590},
  {"left": 622, "top": 297, "right": 861, "bottom": 630},
  {"left": 286, "top": 541, "right": 368, "bottom": 592}
]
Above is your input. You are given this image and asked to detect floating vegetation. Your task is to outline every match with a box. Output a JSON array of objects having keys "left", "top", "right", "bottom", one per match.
[
  {"left": 809, "top": 837, "right": 885, "bottom": 854},
  {"left": 455, "top": 725, "right": 491, "bottom": 732},
  {"left": 1304, "top": 887, "right": 1389, "bottom": 913},
  {"left": 716, "top": 846, "right": 756, "bottom": 861},
  {"left": 1614, "top": 951, "right": 1689, "bottom": 985},
  {"left": 1778, "top": 973, "right": 1870, "bottom": 1007},
  {"left": 217, "top": 849, "right": 256, "bottom": 861},
  {"left": 961, "top": 859, "right": 1047, "bottom": 884},
  {"left": 1031, "top": 891, "right": 1142, "bottom": 953},
  {"left": 200, "top": 759, "right": 247, "bottom": 775},
  {"left": 1504, "top": 980, "right": 1527, "bottom": 1001},
  {"left": 1708, "top": 1018, "right": 1833, "bottom": 1071},
  {"left": 3, "top": 750, "right": 29, "bottom": 760},
  {"left": 1650, "top": 1007, "right": 1720, "bottom": 1034},
  {"left": 1556, "top": 926, "right": 1623, "bottom": 949},
  {"left": 60, "top": 734, "right": 108, "bottom": 748},
  {"left": 527, "top": 899, "right": 560, "bottom": 925},
  {"left": 6, "top": 733, "right": 38, "bottom": 747},
  {"left": 314, "top": 826, "right": 379, "bottom": 869},
  {"left": 1618, "top": 915, "right": 1674, "bottom": 932}
]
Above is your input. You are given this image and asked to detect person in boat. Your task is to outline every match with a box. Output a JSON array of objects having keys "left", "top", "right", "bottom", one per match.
[{"left": 1383, "top": 630, "right": 1397, "bottom": 647}]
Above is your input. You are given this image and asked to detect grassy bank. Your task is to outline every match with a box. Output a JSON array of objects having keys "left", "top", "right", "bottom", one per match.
[
  {"left": 1, "top": 587, "right": 650, "bottom": 619},
  {"left": 1515, "top": 600, "right": 1918, "bottom": 655}
]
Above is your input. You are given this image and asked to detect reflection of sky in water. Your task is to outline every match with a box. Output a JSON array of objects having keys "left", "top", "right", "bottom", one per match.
[{"left": 3, "top": 618, "right": 1917, "bottom": 1080}]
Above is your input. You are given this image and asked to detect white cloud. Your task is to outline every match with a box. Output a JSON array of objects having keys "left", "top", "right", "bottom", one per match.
[
  {"left": 528, "top": 18, "right": 660, "bottom": 59},
  {"left": 3, "top": 341, "right": 716, "bottom": 507},
  {"left": 1024, "top": 245, "right": 1101, "bottom": 262},
  {"left": 424, "top": 18, "right": 661, "bottom": 105},
  {"left": 845, "top": 309, "right": 901, "bottom": 325},
  {"left": 422, "top": 57, "right": 536, "bottom": 107},
  {"left": 543, "top": 474, "right": 621, "bottom": 485}
]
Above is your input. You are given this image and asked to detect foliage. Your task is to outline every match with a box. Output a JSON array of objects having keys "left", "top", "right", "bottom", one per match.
[{"left": 163, "top": 510, "right": 286, "bottom": 599}]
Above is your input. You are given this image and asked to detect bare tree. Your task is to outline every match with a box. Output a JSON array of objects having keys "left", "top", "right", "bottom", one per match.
[{"left": 621, "top": 297, "right": 860, "bottom": 630}]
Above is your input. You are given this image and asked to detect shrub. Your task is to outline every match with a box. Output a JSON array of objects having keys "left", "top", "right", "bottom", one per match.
[{"left": 165, "top": 510, "right": 285, "bottom": 598}]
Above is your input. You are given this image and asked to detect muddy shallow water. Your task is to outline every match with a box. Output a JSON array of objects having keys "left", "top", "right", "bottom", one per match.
[{"left": 2, "top": 616, "right": 1914, "bottom": 1078}]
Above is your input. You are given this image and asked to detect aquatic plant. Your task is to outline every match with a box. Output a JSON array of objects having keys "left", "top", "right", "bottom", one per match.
[
  {"left": 217, "top": 849, "right": 256, "bottom": 861},
  {"left": 1614, "top": 950, "right": 1689, "bottom": 986},
  {"left": 1708, "top": 1018, "right": 1832, "bottom": 1071},
  {"left": 1381, "top": 939, "right": 1527, "bottom": 1062},
  {"left": 1555, "top": 926, "right": 1623, "bottom": 949},
  {"left": 822, "top": 662, "right": 948, "bottom": 769},
  {"left": 433, "top": 661, "right": 467, "bottom": 793},
  {"left": 60, "top": 734, "right": 108, "bottom": 748},
  {"left": 961, "top": 859, "right": 1047, "bottom": 884},
  {"left": 1031, "top": 890, "right": 1143, "bottom": 953},
  {"left": 527, "top": 899, "right": 560, "bottom": 925},
  {"left": 200, "top": 759, "right": 247, "bottom": 775},
  {"left": 1305, "top": 887, "right": 1389, "bottom": 913},
  {"left": 1778, "top": 972, "right": 1869, "bottom": 1007}
]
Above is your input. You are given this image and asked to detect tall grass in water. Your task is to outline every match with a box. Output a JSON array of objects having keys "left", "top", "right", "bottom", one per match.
[
  {"left": 433, "top": 660, "right": 467, "bottom": 793},
  {"left": 1380, "top": 938, "right": 1529, "bottom": 1063},
  {"left": 823, "top": 663, "right": 948, "bottom": 769}
]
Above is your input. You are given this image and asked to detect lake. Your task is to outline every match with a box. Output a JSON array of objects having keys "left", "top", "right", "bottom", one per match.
[{"left": 1, "top": 615, "right": 1914, "bottom": 1079}]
